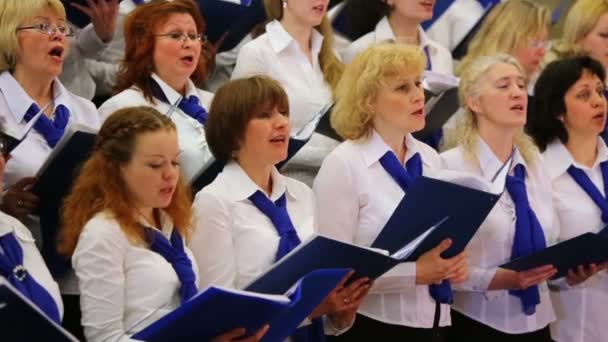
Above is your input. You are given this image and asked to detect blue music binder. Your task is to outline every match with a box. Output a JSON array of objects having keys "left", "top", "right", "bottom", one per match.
[
  {"left": 372, "top": 176, "right": 501, "bottom": 260},
  {"left": 132, "top": 269, "right": 349, "bottom": 342},
  {"left": 0, "top": 281, "right": 78, "bottom": 342},
  {"left": 245, "top": 235, "right": 401, "bottom": 295},
  {"left": 501, "top": 232, "right": 608, "bottom": 279}
]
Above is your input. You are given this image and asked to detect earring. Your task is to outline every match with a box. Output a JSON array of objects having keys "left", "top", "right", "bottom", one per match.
[{"left": 282, "top": 0, "right": 287, "bottom": 9}]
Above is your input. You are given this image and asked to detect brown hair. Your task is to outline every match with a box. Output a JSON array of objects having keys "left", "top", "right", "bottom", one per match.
[
  {"left": 206, "top": 75, "right": 289, "bottom": 163},
  {"left": 59, "top": 106, "right": 193, "bottom": 256},
  {"left": 114, "top": 0, "right": 210, "bottom": 103},
  {"left": 261, "top": 0, "right": 344, "bottom": 92}
]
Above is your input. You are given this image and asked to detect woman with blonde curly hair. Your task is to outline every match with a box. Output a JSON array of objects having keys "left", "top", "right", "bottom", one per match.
[
  {"left": 314, "top": 43, "right": 468, "bottom": 341},
  {"left": 441, "top": 54, "right": 557, "bottom": 341},
  {"left": 457, "top": 0, "right": 550, "bottom": 81},
  {"left": 59, "top": 106, "right": 266, "bottom": 342},
  {"left": 232, "top": 0, "right": 344, "bottom": 186}
]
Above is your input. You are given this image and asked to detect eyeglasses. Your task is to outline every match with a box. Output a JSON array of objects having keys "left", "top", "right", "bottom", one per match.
[
  {"left": 529, "top": 39, "right": 550, "bottom": 50},
  {"left": 16, "top": 23, "right": 75, "bottom": 37},
  {"left": 155, "top": 32, "right": 206, "bottom": 44}
]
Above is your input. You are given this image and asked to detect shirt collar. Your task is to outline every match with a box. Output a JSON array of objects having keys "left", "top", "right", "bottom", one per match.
[
  {"left": 151, "top": 73, "right": 198, "bottom": 104},
  {"left": 544, "top": 137, "right": 608, "bottom": 180},
  {"left": 360, "top": 129, "right": 431, "bottom": 169},
  {"left": 374, "top": 17, "right": 429, "bottom": 48},
  {"left": 220, "top": 160, "right": 296, "bottom": 202},
  {"left": 265, "top": 20, "right": 324, "bottom": 56},
  {"left": 477, "top": 136, "right": 526, "bottom": 180},
  {"left": 0, "top": 71, "right": 72, "bottom": 124},
  {"left": 138, "top": 209, "right": 175, "bottom": 238}
]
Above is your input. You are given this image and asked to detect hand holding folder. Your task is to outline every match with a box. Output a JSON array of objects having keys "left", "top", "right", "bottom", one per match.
[{"left": 132, "top": 268, "right": 349, "bottom": 342}]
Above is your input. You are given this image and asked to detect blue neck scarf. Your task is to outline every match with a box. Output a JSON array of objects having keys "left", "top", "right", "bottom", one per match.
[
  {"left": 150, "top": 78, "right": 208, "bottom": 125},
  {"left": 23, "top": 103, "right": 70, "bottom": 148},
  {"left": 567, "top": 161, "right": 608, "bottom": 237}
]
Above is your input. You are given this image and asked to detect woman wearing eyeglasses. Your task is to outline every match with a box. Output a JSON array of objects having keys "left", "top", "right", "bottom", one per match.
[{"left": 99, "top": 0, "right": 215, "bottom": 183}]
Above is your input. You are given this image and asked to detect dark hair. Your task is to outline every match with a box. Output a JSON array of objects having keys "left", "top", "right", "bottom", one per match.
[
  {"left": 114, "top": 0, "right": 211, "bottom": 102},
  {"left": 342, "top": 0, "right": 390, "bottom": 40},
  {"left": 205, "top": 75, "right": 289, "bottom": 163},
  {"left": 527, "top": 56, "right": 606, "bottom": 151}
]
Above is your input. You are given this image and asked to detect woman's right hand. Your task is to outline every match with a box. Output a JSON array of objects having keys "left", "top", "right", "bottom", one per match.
[
  {"left": 1, "top": 177, "right": 39, "bottom": 219},
  {"left": 415, "top": 239, "right": 467, "bottom": 285},
  {"left": 489, "top": 265, "right": 557, "bottom": 291},
  {"left": 211, "top": 325, "right": 269, "bottom": 342}
]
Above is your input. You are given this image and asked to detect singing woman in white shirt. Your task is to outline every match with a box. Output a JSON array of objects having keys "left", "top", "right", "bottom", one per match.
[
  {"left": 231, "top": 0, "right": 343, "bottom": 186},
  {"left": 313, "top": 43, "right": 468, "bottom": 341},
  {"left": 189, "top": 75, "right": 372, "bottom": 339},
  {"left": 341, "top": 0, "right": 453, "bottom": 74},
  {"left": 59, "top": 106, "right": 267, "bottom": 342},
  {"left": 98, "top": 0, "right": 214, "bottom": 182},
  {"left": 527, "top": 56, "right": 608, "bottom": 342},
  {"left": 440, "top": 54, "right": 557, "bottom": 341}
]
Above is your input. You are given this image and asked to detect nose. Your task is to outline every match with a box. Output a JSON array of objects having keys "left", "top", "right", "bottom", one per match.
[
  {"left": 163, "top": 163, "right": 179, "bottom": 181},
  {"left": 411, "top": 85, "right": 425, "bottom": 104}
]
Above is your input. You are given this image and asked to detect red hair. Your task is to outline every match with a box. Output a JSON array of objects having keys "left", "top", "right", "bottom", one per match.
[{"left": 114, "top": 0, "right": 211, "bottom": 103}]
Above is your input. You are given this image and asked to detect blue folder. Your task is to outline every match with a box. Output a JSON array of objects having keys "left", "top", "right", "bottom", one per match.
[
  {"left": 63, "top": 0, "right": 125, "bottom": 28},
  {"left": 245, "top": 235, "right": 401, "bottom": 295},
  {"left": 0, "top": 281, "right": 78, "bottom": 342},
  {"left": 501, "top": 232, "right": 608, "bottom": 279},
  {"left": 132, "top": 269, "right": 348, "bottom": 342},
  {"left": 372, "top": 176, "right": 501, "bottom": 260},
  {"left": 31, "top": 128, "right": 97, "bottom": 277}
]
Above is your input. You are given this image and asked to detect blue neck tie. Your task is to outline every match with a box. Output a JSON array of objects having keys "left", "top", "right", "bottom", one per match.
[
  {"left": 132, "top": 0, "right": 144, "bottom": 5},
  {"left": 602, "top": 90, "right": 608, "bottom": 144},
  {"left": 505, "top": 164, "right": 547, "bottom": 315},
  {"left": 23, "top": 103, "right": 70, "bottom": 148},
  {"left": 248, "top": 190, "right": 324, "bottom": 342},
  {"left": 150, "top": 78, "right": 208, "bottom": 125},
  {"left": 567, "top": 162, "right": 608, "bottom": 224},
  {"left": 378, "top": 151, "right": 454, "bottom": 304},
  {"left": 477, "top": 0, "right": 500, "bottom": 10},
  {"left": 147, "top": 228, "right": 198, "bottom": 303},
  {"left": 0, "top": 232, "right": 61, "bottom": 323}
]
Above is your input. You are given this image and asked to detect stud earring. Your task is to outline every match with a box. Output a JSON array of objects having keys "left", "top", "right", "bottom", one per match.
[{"left": 282, "top": 0, "right": 287, "bottom": 9}]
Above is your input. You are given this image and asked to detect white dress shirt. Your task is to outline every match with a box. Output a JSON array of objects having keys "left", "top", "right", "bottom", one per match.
[
  {"left": 98, "top": 73, "right": 214, "bottom": 182},
  {"left": 440, "top": 138, "right": 557, "bottom": 334},
  {"left": 543, "top": 138, "right": 608, "bottom": 342},
  {"left": 341, "top": 17, "right": 454, "bottom": 75},
  {"left": 313, "top": 130, "right": 451, "bottom": 328},
  {"left": 60, "top": 23, "right": 111, "bottom": 100},
  {"left": 0, "top": 210, "right": 63, "bottom": 319},
  {"left": 232, "top": 20, "right": 338, "bottom": 186},
  {"left": 72, "top": 210, "right": 199, "bottom": 342},
  {"left": 0, "top": 71, "right": 100, "bottom": 248},
  {"left": 425, "top": 0, "right": 485, "bottom": 52}
]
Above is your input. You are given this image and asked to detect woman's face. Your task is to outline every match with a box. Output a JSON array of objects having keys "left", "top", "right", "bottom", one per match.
[
  {"left": 512, "top": 30, "right": 549, "bottom": 77},
  {"left": 152, "top": 12, "right": 202, "bottom": 88},
  {"left": 15, "top": 8, "right": 70, "bottom": 78},
  {"left": 121, "top": 129, "right": 181, "bottom": 212},
  {"left": 562, "top": 70, "right": 608, "bottom": 138},
  {"left": 236, "top": 105, "right": 290, "bottom": 166},
  {"left": 579, "top": 12, "right": 608, "bottom": 75},
  {"left": 469, "top": 63, "right": 528, "bottom": 130},
  {"left": 283, "top": 0, "right": 329, "bottom": 27},
  {"left": 388, "top": 0, "right": 435, "bottom": 23},
  {"left": 372, "top": 72, "right": 426, "bottom": 136}
]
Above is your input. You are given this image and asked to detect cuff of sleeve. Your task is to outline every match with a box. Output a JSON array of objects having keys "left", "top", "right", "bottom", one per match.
[{"left": 323, "top": 314, "right": 354, "bottom": 336}]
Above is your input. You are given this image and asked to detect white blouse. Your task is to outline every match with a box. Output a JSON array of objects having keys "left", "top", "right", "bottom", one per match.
[
  {"left": 313, "top": 130, "right": 451, "bottom": 328},
  {"left": 341, "top": 16, "right": 454, "bottom": 75},
  {"left": 72, "top": 210, "right": 199, "bottom": 342},
  {"left": 231, "top": 20, "right": 338, "bottom": 186},
  {"left": 0, "top": 210, "right": 63, "bottom": 319},
  {"left": 543, "top": 138, "right": 608, "bottom": 342},
  {"left": 98, "top": 73, "right": 214, "bottom": 182},
  {"left": 440, "top": 138, "right": 557, "bottom": 334},
  {"left": 0, "top": 71, "right": 100, "bottom": 248}
]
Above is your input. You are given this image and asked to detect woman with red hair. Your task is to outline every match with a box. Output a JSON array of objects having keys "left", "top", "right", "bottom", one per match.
[{"left": 99, "top": 0, "right": 214, "bottom": 182}]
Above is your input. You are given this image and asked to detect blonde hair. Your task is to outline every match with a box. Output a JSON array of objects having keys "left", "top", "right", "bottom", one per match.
[
  {"left": 457, "top": 0, "right": 550, "bottom": 76},
  {"left": 0, "top": 0, "right": 65, "bottom": 72},
  {"left": 264, "top": 0, "right": 343, "bottom": 92},
  {"left": 442, "top": 54, "right": 538, "bottom": 165},
  {"left": 332, "top": 43, "right": 426, "bottom": 140},
  {"left": 550, "top": 0, "right": 608, "bottom": 60}
]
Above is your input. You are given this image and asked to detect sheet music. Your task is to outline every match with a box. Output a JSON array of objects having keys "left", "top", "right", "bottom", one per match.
[{"left": 292, "top": 102, "right": 334, "bottom": 141}]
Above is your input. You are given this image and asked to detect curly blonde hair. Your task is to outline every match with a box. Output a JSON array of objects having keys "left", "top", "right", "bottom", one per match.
[
  {"left": 442, "top": 54, "right": 538, "bottom": 166},
  {"left": 331, "top": 43, "right": 426, "bottom": 140}
]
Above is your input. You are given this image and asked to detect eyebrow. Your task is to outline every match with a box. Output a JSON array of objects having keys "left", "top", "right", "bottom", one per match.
[
  {"left": 32, "top": 16, "right": 65, "bottom": 22},
  {"left": 143, "top": 152, "right": 182, "bottom": 158}
]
